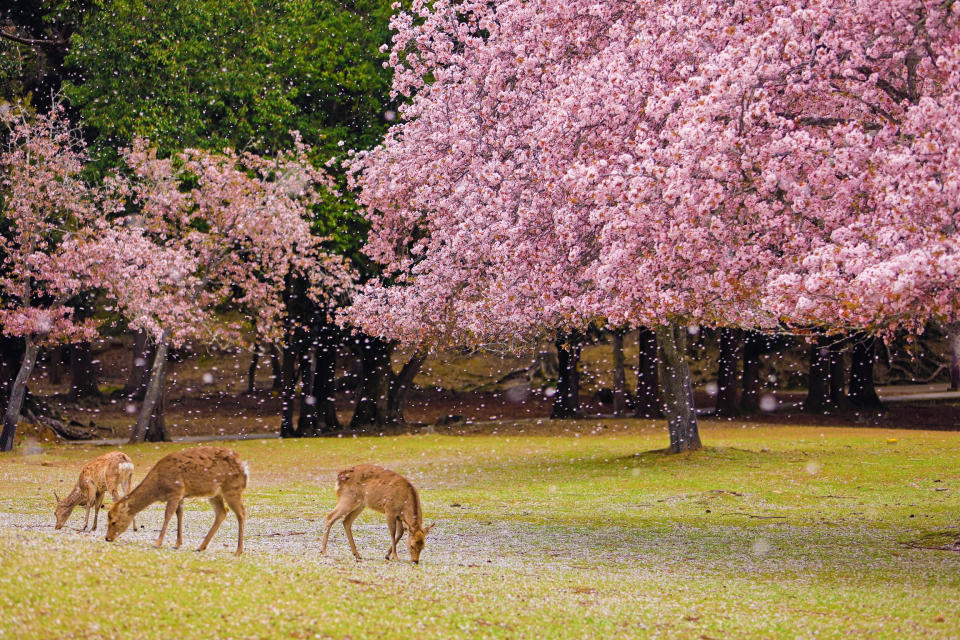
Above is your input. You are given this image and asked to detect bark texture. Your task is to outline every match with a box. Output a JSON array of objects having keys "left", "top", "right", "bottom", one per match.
[{"left": 655, "top": 323, "right": 701, "bottom": 453}]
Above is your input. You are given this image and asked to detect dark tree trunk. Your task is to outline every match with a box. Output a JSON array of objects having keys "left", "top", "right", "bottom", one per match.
[
  {"left": 296, "top": 345, "right": 318, "bottom": 436},
  {"left": 655, "top": 323, "right": 701, "bottom": 453},
  {"left": 387, "top": 350, "right": 428, "bottom": 425},
  {"left": 124, "top": 330, "right": 154, "bottom": 400},
  {"left": 949, "top": 324, "right": 960, "bottom": 391},
  {"left": 551, "top": 335, "right": 581, "bottom": 419},
  {"left": 279, "top": 339, "right": 300, "bottom": 438},
  {"left": 610, "top": 329, "right": 628, "bottom": 416},
  {"left": 803, "top": 337, "right": 831, "bottom": 414},
  {"left": 129, "top": 333, "right": 170, "bottom": 443},
  {"left": 635, "top": 327, "right": 661, "bottom": 418},
  {"left": 349, "top": 336, "right": 393, "bottom": 431},
  {"left": 715, "top": 328, "right": 743, "bottom": 417},
  {"left": 47, "top": 346, "right": 65, "bottom": 385},
  {"left": 246, "top": 343, "right": 260, "bottom": 394},
  {"left": 143, "top": 381, "right": 168, "bottom": 442},
  {"left": 0, "top": 338, "right": 22, "bottom": 424},
  {"left": 270, "top": 344, "right": 283, "bottom": 391},
  {"left": 313, "top": 327, "right": 341, "bottom": 434},
  {"left": 849, "top": 335, "right": 882, "bottom": 407},
  {"left": 0, "top": 340, "right": 40, "bottom": 452},
  {"left": 740, "top": 333, "right": 763, "bottom": 414},
  {"left": 68, "top": 342, "right": 101, "bottom": 401},
  {"left": 828, "top": 338, "right": 847, "bottom": 408}
]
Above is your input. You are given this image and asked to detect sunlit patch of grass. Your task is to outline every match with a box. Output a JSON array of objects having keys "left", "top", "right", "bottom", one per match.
[{"left": 1, "top": 422, "right": 960, "bottom": 638}]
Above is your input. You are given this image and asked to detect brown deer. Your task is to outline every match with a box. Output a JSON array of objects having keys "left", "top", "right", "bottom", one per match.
[
  {"left": 55, "top": 451, "right": 135, "bottom": 532},
  {"left": 320, "top": 464, "right": 433, "bottom": 563},
  {"left": 105, "top": 446, "right": 248, "bottom": 555}
]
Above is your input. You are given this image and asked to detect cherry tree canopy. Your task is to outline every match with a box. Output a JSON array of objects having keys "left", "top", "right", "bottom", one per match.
[
  {"left": 105, "top": 138, "right": 354, "bottom": 348},
  {"left": 347, "top": 0, "right": 960, "bottom": 344},
  {"left": 0, "top": 103, "right": 121, "bottom": 345}
]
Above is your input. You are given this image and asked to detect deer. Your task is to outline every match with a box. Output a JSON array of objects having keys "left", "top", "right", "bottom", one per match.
[
  {"left": 105, "top": 446, "right": 248, "bottom": 555},
  {"left": 320, "top": 464, "right": 434, "bottom": 564},
  {"left": 55, "top": 451, "right": 136, "bottom": 532}
]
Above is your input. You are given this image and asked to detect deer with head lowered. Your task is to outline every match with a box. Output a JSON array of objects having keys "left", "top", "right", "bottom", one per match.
[
  {"left": 55, "top": 451, "right": 136, "bottom": 532},
  {"left": 321, "top": 464, "right": 433, "bottom": 564},
  {"left": 105, "top": 446, "right": 248, "bottom": 555}
]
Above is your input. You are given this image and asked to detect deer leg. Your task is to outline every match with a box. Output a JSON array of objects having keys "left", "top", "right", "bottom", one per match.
[
  {"left": 343, "top": 505, "right": 365, "bottom": 561},
  {"left": 386, "top": 515, "right": 398, "bottom": 560},
  {"left": 156, "top": 497, "right": 180, "bottom": 548},
  {"left": 91, "top": 490, "right": 106, "bottom": 531},
  {"left": 174, "top": 501, "right": 184, "bottom": 549},
  {"left": 81, "top": 481, "right": 96, "bottom": 531},
  {"left": 321, "top": 501, "right": 358, "bottom": 555},
  {"left": 222, "top": 491, "right": 246, "bottom": 556},
  {"left": 392, "top": 517, "right": 405, "bottom": 560},
  {"left": 197, "top": 495, "right": 227, "bottom": 552}
]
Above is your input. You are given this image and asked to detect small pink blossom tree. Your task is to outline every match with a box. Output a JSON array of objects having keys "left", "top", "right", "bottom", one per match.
[
  {"left": 0, "top": 103, "right": 122, "bottom": 451},
  {"left": 105, "top": 139, "right": 352, "bottom": 443}
]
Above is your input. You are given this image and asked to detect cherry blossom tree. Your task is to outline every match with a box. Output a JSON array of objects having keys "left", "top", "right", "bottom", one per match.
[
  {"left": 0, "top": 102, "right": 122, "bottom": 452},
  {"left": 346, "top": 0, "right": 960, "bottom": 452},
  {"left": 105, "top": 139, "right": 353, "bottom": 443}
]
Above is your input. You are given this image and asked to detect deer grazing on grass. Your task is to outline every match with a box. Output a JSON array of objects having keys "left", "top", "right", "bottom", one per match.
[
  {"left": 55, "top": 451, "right": 135, "bottom": 532},
  {"left": 321, "top": 464, "right": 433, "bottom": 564},
  {"left": 105, "top": 446, "right": 248, "bottom": 555}
]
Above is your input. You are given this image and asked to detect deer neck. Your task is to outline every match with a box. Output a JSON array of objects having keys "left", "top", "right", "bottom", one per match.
[
  {"left": 123, "top": 474, "right": 161, "bottom": 515},
  {"left": 402, "top": 486, "right": 423, "bottom": 532},
  {"left": 61, "top": 486, "right": 85, "bottom": 510}
]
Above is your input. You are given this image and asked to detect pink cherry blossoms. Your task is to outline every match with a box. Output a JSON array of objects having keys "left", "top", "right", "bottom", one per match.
[
  {"left": 0, "top": 103, "right": 121, "bottom": 344},
  {"left": 106, "top": 138, "right": 353, "bottom": 348},
  {"left": 347, "top": 0, "right": 960, "bottom": 344}
]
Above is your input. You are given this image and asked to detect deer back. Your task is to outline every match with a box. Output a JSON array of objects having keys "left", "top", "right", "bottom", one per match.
[{"left": 148, "top": 447, "right": 248, "bottom": 499}]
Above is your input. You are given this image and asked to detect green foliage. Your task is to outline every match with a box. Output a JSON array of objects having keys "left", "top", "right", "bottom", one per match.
[
  {"left": 64, "top": 0, "right": 396, "bottom": 258},
  {"left": 66, "top": 0, "right": 394, "bottom": 158}
]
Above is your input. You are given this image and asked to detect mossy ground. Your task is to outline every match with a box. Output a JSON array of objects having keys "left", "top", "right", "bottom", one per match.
[{"left": 1, "top": 420, "right": 959, "bottom": 638}]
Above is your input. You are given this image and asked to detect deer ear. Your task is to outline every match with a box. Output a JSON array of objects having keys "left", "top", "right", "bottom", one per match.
[
  {"left": 53, "top": 491, "right": 60, "bottom": 504},
  {"left": 423, "top": 522, "right": 435, "bottom": 536}
]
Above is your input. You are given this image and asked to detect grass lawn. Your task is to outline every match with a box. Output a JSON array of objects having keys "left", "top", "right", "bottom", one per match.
[{"left": 1, "top": 419, "right": 959, "bottom": 638}]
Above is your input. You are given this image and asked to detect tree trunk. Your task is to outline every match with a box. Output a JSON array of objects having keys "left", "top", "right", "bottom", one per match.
[
  {"left": 635, "top": 327, "right": 661, "bottom": 418},
  {"left": 124, "top": 330, "right": 154, "bottom": 400},
  {"left": 313, "top": 327, "right": 341, "bottom": 434},
  {"left": 0, "top": 340, "right": 40, "bottom": 452},
  {"left": 803, "top": 337, "right": 831, "bottom": 414},
  {"left": 296, "top": 343, "right": 318, "bottom": 436},
  {"left": 849, "top": 335, "right": 882, "bottom": 407},
  {"left": 246, "top": 343, "right": 260, "bottom": 394},
  {"left": 270, "top": 344, "right": 283, "bottom": 391},
  {"left": 949, "top": 324, "right": 960, "bottom": 391},
  {"left": 143, "top": 381, "right": 168, "bottom": 442},
  {"left": 610, "top": 329, "right": 628, "bottom": 416},
  {"left": 655, "top": 323, "right": 701, "bottom": 453},
  {"left": 349, "top": 336, "right": 393, "bottom": 431},
  {"left": 715, "top": 328, "right": 743, "bottom": 417},
  {"left": 279, "top": 339, "right": 300, "bottom": 438},
  {"left": 129, "top": 333, "right": 170, "bottom": 444},
  {"left": 0, "top": 338, "right": 23, "bottom": 423},
  {"left": 388, "top": 349, "right": 428, "bottom": 424},
  {"left": 47, "top": 346, "right": 65, "bottom": 385},
  {"left": 68, "top": 342, "right": 101, "bottom": 400},
  {"left": 740, "top": 333, "right": 763, "bottom": 414},
  {"left": 828, "top": 338, "right": 847, "bottom": 408},
  {"left": 551, "top": 335, "right": 581, "bottom": 419}
]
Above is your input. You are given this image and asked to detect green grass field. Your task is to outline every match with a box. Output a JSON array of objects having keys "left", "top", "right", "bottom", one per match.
[{"left": 1, "top": 420, "right": 959, "bottom": 638}]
